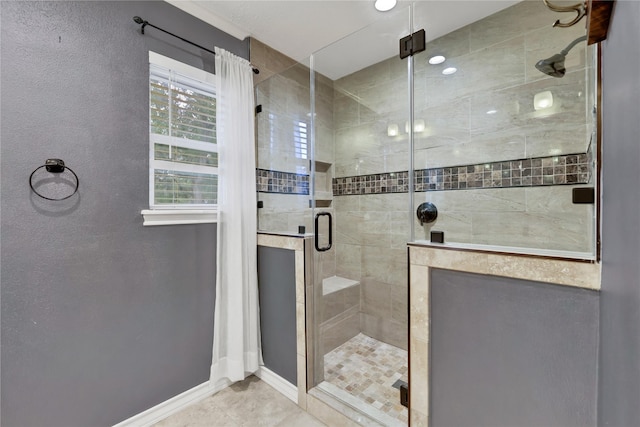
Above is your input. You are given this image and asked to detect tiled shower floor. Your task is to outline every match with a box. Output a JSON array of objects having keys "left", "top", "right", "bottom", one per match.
[{"left": 322, "top": 333, "right": 409, "bottom": 425}]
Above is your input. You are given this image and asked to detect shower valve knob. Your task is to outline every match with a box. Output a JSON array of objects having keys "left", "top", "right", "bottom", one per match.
[{"left": 417, "top": 202, "right": 438, "bottom": 225}]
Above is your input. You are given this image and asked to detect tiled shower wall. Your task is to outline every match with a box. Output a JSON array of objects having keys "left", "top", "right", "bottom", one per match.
[
  {"left": 253, "top": 39, "right": 406, "bottom": 351},
  {"left": 253, "top": 39, "right": 334, "bottom": 236},
  {"left": 335, "top": 1, "right": 594, "bottom": 238},
  {"left": 252, "top": 0, "right": 597, "bottom": 354},
  {"left": 254, "top": 42, "right": 310, "bottom": 233},
  {"left": 252, "top": 39, "right": 338, "bottom": 280},
  {"left": 412, "top": 0, "right": 596, "bottom": 252},
  {"left": 331, "top": 1, "right": 595, "bottom": 347}
]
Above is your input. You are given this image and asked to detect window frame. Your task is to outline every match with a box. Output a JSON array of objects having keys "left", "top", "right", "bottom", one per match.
[{"left": 142, "top": 52, "right": 218, "bottom": 226}]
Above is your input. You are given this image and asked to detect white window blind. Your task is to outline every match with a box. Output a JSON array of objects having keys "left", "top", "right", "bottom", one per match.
[{"left": 148, "top": 52, "right": 218, "bottom": 208}]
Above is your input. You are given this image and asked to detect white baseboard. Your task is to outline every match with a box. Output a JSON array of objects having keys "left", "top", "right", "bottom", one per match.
[
  {"left": 255, "top": 366, "right": 298, "bottom": 404},
  {"left": 112, "top": 378, "right": 231, "bottom": 427}
]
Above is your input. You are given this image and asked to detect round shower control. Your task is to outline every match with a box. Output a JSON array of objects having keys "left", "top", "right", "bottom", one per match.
[{"left": 417, "top": 202, "right": 438, "bottom": 225}]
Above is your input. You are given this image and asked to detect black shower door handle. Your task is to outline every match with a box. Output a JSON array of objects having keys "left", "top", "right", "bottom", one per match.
[{"left": 314, "top": 212, "right": 332, "bottom": 252}]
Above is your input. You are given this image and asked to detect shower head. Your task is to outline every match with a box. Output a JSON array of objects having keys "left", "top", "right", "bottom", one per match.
[
  {"left": 535, "top": 35, "right": 587, "bottom": 78},
  {"left": 535, "top": 53, "right": 567, "bottom": 78}
]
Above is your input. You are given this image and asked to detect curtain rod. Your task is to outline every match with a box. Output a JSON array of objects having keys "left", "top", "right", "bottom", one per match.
[{"left": 132, "top": 16, "right": 260, "bottom": 74}]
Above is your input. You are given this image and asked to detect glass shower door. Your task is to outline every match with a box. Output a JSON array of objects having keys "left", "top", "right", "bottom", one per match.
[{"left": 308, "top": 6, "right": 413, "bottom": 426}]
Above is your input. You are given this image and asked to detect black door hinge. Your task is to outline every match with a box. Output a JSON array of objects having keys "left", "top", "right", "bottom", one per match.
[{"left": 399, "top": 29, "right": 426, "bottom": 59}]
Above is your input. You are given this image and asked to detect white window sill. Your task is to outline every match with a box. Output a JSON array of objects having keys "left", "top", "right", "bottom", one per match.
[{"left": 141, "top": 209, "right": 218, "bottom": 226}]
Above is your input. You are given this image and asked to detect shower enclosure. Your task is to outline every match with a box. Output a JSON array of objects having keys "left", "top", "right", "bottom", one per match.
[{"left": 256, "top": 1, "right": 598, "bottom": 425}]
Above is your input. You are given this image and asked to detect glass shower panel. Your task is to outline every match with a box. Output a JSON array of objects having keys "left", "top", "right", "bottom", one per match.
[
  {"left": 255, "top": 63, "right": 313, "bottom": 235},
  {"left": 411, "top": 0, "right": 598, "bottom": 258},
  {"left": 308, "top": 6, "right": 412, "bottom": 426}
]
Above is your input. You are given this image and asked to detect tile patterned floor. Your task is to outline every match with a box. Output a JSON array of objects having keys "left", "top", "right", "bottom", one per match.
[
  {"left": 323, "top": 333, "right": 409, "bottom": 424},
  {"left": 154, "top": 376, "right": 326, "bottom": 427}
]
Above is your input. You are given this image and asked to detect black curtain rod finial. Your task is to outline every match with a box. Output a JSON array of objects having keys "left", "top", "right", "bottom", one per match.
[{"left": 132, "top": 16, "right": 148, "bottom": 34}]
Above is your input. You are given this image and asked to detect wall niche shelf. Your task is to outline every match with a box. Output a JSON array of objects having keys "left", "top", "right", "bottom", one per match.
[
  {"left": 311, "top": 160, "right": 333, "bottom": 208},
  {"left": 310, "top": 199, "right": 332, "bottom": 208}
]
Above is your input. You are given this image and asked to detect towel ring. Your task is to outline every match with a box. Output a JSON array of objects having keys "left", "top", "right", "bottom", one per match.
[{"left": 29, "top": 159, "right": 79, "bottom": 201}]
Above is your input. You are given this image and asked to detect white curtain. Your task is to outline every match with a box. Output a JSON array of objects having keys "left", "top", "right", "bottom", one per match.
[{"left": 211, "top": 47, "right": 262, "bottom": 384}]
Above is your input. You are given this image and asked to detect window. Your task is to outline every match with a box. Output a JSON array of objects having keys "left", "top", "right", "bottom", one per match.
[
  {"left": 149, "top": 52, "right": 218, "bottom": 208},
  {"left": 142, "top": 52, "right": 218, "bottom": 225}
]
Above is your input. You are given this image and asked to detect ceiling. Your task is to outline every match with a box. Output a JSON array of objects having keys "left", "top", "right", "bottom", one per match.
[{"left": 167, "top": 0, "right": 520, "bottom": 79}]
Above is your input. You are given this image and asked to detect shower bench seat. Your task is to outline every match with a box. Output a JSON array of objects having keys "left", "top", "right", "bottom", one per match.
[{"left": 322, "top": 276, "right": 359, "bottom": 296}]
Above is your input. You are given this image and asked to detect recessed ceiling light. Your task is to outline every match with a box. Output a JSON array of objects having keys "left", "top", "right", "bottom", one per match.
[
  {"left": 429, "top": 55, "right": 446, "bottom": 65},
  {"left": 374, "top": 0, "right": 397, "bottom": 12},
  {"left": 442, "top": 67, "right": 457, "bottom": 75},
  {"left": 486, "top": 109, "right": 497, "bottom": 115}
]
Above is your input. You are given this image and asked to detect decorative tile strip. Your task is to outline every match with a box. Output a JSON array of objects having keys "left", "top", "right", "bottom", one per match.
[
  {"left": 333, "top": 153, "right": 590, "bottom": 196},
  {"left": 256, "top": 168, "right": 309, "bottom": 195},
  {"left": 333, "top": 171, "right": 410, "bottom": 195}
]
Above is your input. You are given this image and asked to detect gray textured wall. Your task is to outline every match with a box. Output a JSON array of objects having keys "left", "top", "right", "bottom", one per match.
[
  {"left": 429, "top": 269, "right": 599, "bottom": 427},
  {"left": 257, "top": 246, "right": 298, "bottom": 386},
  {"left": 599, "top": 1, "right": 640, "bottom": 425},
  {"left": 0, "top": 2, "right": 248, "bottom": 426}
]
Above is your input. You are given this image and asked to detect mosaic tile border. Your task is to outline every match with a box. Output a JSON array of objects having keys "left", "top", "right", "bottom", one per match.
[
  {"left": 333, "top": 153, "right": 590, "bottom": 196},
  {"left": 256, "top": 168, "right": 310, "bottom": 195}
]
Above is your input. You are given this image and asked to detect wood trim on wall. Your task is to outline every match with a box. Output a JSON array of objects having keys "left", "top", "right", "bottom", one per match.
[{"left": 588, "top": 0, "right": 615, "bottom": 44}]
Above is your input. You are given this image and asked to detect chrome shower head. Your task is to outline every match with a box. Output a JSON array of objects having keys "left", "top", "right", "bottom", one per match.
[{"left": 535, "top": 35, "right": 587, "bottom": 78}]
